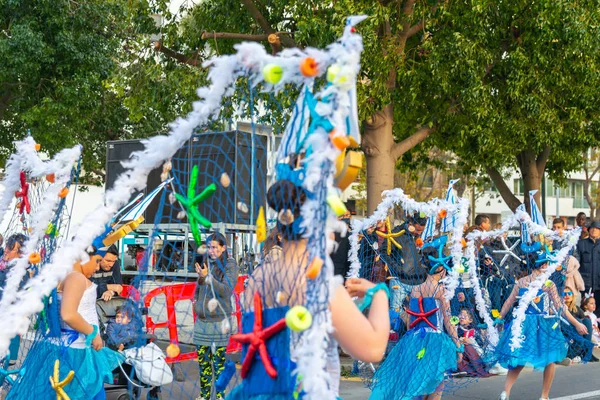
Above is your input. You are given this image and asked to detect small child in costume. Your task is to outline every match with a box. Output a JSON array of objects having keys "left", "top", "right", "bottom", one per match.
[
  {"left": 456, "top": 309, "right": 491, "bottom": 377},
  {"left": 581, "top": 296, "right": 600, "bottom": 344},
  {"left": 369, "top": 239, "right": 463, "bottom": 400}
]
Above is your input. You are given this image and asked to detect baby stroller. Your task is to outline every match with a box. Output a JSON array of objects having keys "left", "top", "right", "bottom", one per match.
[{"left": 97, "top": 298, "right": 170, "bottom": 400}]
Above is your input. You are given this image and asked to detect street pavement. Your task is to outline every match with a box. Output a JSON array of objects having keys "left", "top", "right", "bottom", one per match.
[{"left": 340, "top": 362, "right": 600, "bottom": 400}]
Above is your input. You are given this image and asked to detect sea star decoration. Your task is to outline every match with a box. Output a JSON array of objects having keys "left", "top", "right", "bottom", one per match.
[
  {"left": 406, "top": 296, "right": 439, "bottom": 330},
  {"left": 375, "top": 217, "right": 405, "bottom": 255},
  {"left": 173, "top": 165, "right": 216, "bottom": 247},
  {"left": 305, "top": 90, "right": 334, "bottom": 136},
  {"left": 0, "top": 357, "right": 25, "bottom": 386},
  {"left": 427, "top": 239, "right": 452, "bottom": 273},
  {"left": 492, "top": 237, "right": 521, "bottom": 267},
  {"left": 231, "top": 292, "right": 287, "bottom": 379},
  {"left": 15, "top": 171, "right": 30, "bottom": 214},
  {"left": 49, "top": 359, "right": 75, "bottom": 400}
]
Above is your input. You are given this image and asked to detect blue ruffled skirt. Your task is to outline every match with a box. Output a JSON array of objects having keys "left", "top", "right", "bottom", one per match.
[
  {"left": 6, "top": 340, "right": 124, "bottom": 400},
  {"left": 369, "top": 328, "right": 458, "bottom": 400},
  {"left": 496, "top": 315, "right": 567, "bottom": 370}
]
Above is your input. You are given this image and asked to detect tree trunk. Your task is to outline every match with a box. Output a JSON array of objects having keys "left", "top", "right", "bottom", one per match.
[
  {"left": 486, "top": 166, "right": 522, "bottom": 211},
  {"left": 518, "top": 150, "right": 545, "bottom": 215},
  {"left": 362, "top": 104, "right": 396, "bottom": 214}
]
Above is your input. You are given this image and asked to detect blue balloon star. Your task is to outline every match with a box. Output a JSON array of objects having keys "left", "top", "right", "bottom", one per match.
[{"left": 425, "top": 235, "right": 452, "bottom": 274}]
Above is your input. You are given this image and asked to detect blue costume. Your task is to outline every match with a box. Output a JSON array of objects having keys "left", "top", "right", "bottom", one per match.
[
  {"left": 369, "top": 296, "right": 458, "bottom": 400},
  {"left": 226, "top": 307, "right": 297, "bottom": 399},
  {"left": 7, "top": 281, "right": 123, "bottom": 400},
  {"left": 495, "top": 289, "right": 567, "bottom": 370}
]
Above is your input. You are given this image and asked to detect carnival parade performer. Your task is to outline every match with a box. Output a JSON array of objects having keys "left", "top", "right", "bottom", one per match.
[
  {"left": 496, "top": 251, "right": 588, "bottom": 400},
  {"left": 369, "top": 242, "right": 463, "bottom": 400},
  {"left": 226, "top": 174, "right": 390, "bottom": 400},
  {"left": 6, "top": 245, "right": 124, "bottom": 400}
]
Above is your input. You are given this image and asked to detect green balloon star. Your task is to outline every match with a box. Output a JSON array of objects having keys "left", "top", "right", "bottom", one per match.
[{"left": 174, "top": 165, "right": 217, "bottom": 246}]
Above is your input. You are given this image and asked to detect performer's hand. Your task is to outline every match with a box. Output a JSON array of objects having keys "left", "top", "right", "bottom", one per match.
[
  {"left": 92, "top": 334, "right": 103, "bottom": 351},
  {"left": 576, "top": 322, "right": 588, "bottom": 335},
  {"left": 118, "top": 343, "right": 125, "bottom": 351},
  {"left": 345, "top": 278, "right": 375, "bottom": 298},
  {"left": 457, "top": 352, "right": 463, "bottom": 364}
]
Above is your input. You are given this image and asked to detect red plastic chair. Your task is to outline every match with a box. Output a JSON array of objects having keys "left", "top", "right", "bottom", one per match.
[
  {"left": 226, "top": 275, "right": 248, "bottom": 353},
  {"left": 144, "top": 283, "right": 197, "bottom": 363}
]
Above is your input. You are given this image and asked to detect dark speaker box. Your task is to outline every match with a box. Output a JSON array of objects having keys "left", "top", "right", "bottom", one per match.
[{"left": 105, "top": 131, "right": 269, "bottom": 226}]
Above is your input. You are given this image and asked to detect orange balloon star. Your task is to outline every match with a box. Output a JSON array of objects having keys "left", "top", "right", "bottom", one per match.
[{"left": 375, "top": 217, "right": 405, "bottom": 255}]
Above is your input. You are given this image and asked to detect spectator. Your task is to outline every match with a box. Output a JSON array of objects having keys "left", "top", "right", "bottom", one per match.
[
  {"left": 475, "top": 214, "right": 492, "bottom": 232},
  {"left": 574, "top": 220, "right": 600, "bottom": 315},
  {"left": 456, "top": 309, "right": 492, "bottom": 377},
  {"left": 91, "top": 244, "right": 123, "bottom": 302},
  {"left": 561, "top": 286, "right": 596, "bottom": 363},
  {"left": 331, "top": 211, "right": 352, "bottom": 281},
  {"left": 552, "top": 218, "right": 566, "bottom": 251},
  {"left": 576, "top": 212, "right": 588, "bottom": 239},
  {"left": 581, "top": 296, "right": 600, "bottom": 344},
  {"left": 0, "top": 234, "right": 27, "bottom": 364},
  {"left": 193, "top": 232, "right": 239, "bottom": 400}
]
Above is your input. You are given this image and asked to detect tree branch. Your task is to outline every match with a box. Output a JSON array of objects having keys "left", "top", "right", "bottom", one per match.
[
  {"left": 390, "top": 125, "right": 434, "bottom": 160},
  {"left": 486, "top": 166, "right": 522, "bottom": 211},
  {"left": 153, "top": 42, "right": 203, "bottom": 67},
  {"left": 535, "top": 145, "right": 551, "bottom": 176},
  {"left": 240, "top": 0, "right": 297, "bottom": 48},
  {"left": 201, "top": 32, "right": 270, "bottom": 41},
  {"left": 405, "top": 20, "right": 424, "bottom": 39}
]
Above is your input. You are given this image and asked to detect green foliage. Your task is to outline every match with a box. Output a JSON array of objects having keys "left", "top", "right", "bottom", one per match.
[
  {"left": 0, "top": 0, "right": 137, "bottom": 183},
  {"left": 425, "top": 0, "right": 600, "bottom": 185}
]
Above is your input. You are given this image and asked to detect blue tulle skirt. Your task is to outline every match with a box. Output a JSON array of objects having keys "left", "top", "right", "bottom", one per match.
[
  {"left": 6, "top": 340, "right": 124, "bottom": 400},
  {"left": 369, "top": 328, "right": 458, "bottom": 400},
  {"left": 496, "top": 315, "right": 567, "bottom": 370}
]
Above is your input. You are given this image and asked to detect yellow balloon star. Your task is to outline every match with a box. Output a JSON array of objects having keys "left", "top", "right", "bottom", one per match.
[
  {"left": 375, "top": 217, "right": 405, "bottom": 255},
  {"left": 49, "top": 359, "right": 75, "bottom": 400}
]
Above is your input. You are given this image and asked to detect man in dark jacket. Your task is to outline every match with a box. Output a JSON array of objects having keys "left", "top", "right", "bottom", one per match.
[
  {"left": 91, "top": 244, "right": 123, "bottom": 301},
  {"left": 331, "top": 211, "right": 352, "bottom": 281},
  {"left": 574, "top": 220, "right": 600, "bottom": 317}
]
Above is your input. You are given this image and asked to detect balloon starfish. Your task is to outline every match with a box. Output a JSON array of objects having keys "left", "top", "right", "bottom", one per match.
[
  {"left": 492, "top": 237, "right": 521, "bottom": 267},
  {"left": 173, "top": 165, "right": 216, "bottom": 247},
  {"left": 427, "top": 239, "right": 452, "bottom": 273},
  {"left": 406, "top": 296, "right": 439, "bottom": 330},
  {"left": 15, "top": 171, "right": 30, "bottom": 214},
  {"left": 231, "top": 292, "right": 287, "bottom": 379},
  {"left": 49, "top": 359, "right": 75, "bottom": 400},
  {"left": 375, "top": 217, "right": 405, "bottom": 255}
]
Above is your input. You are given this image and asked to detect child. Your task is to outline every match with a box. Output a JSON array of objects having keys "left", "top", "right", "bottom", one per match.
[
  {"left": 456, "top": 309, "right": 491, "bottom": 377},
  {"left": 581, "top": 296, "right": 600, "bottom": 344},
  {"left": 106, "top": 304, "right": 162, "bottom": 400},
  {"left": 106, "top": 304, "right": 143, "bottom": 351}
]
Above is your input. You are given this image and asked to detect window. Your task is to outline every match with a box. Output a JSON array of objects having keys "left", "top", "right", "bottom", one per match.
[{"left": 513, "top": 179, "right": 524, "bottom": 196}]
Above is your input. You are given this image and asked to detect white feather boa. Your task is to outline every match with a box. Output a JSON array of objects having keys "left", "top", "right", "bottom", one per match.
[{"left": 465, "top": 209, "right": 580, "bottom": 350}]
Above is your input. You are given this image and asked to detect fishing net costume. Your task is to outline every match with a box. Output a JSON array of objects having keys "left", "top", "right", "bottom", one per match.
[
  {"left": 0, "top": 16, "right": 367, "bottom": 400},
  {"left": 349, "top": 187, "right": 474, "bottom": 398},
  {"left": 0, "top": 137, "right": 82, "bottom": 390}
]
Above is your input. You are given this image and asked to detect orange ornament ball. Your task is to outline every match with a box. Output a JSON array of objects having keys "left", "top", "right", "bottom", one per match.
[
  {"left": 166, "top": 343, "right": 180, "bottom": 358},
  {"left": 299, "top": 57, "right": 319, "bottom": 77}
]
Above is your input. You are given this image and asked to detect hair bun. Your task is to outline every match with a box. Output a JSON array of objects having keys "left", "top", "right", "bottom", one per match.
[{"left": 266, "top": 180, "right": 307, "bottom": 214}]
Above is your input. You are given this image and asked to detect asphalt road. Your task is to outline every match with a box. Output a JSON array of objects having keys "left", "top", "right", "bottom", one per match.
[{"left": 340, "top": 362, "right": 600, "bottom": 400}]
